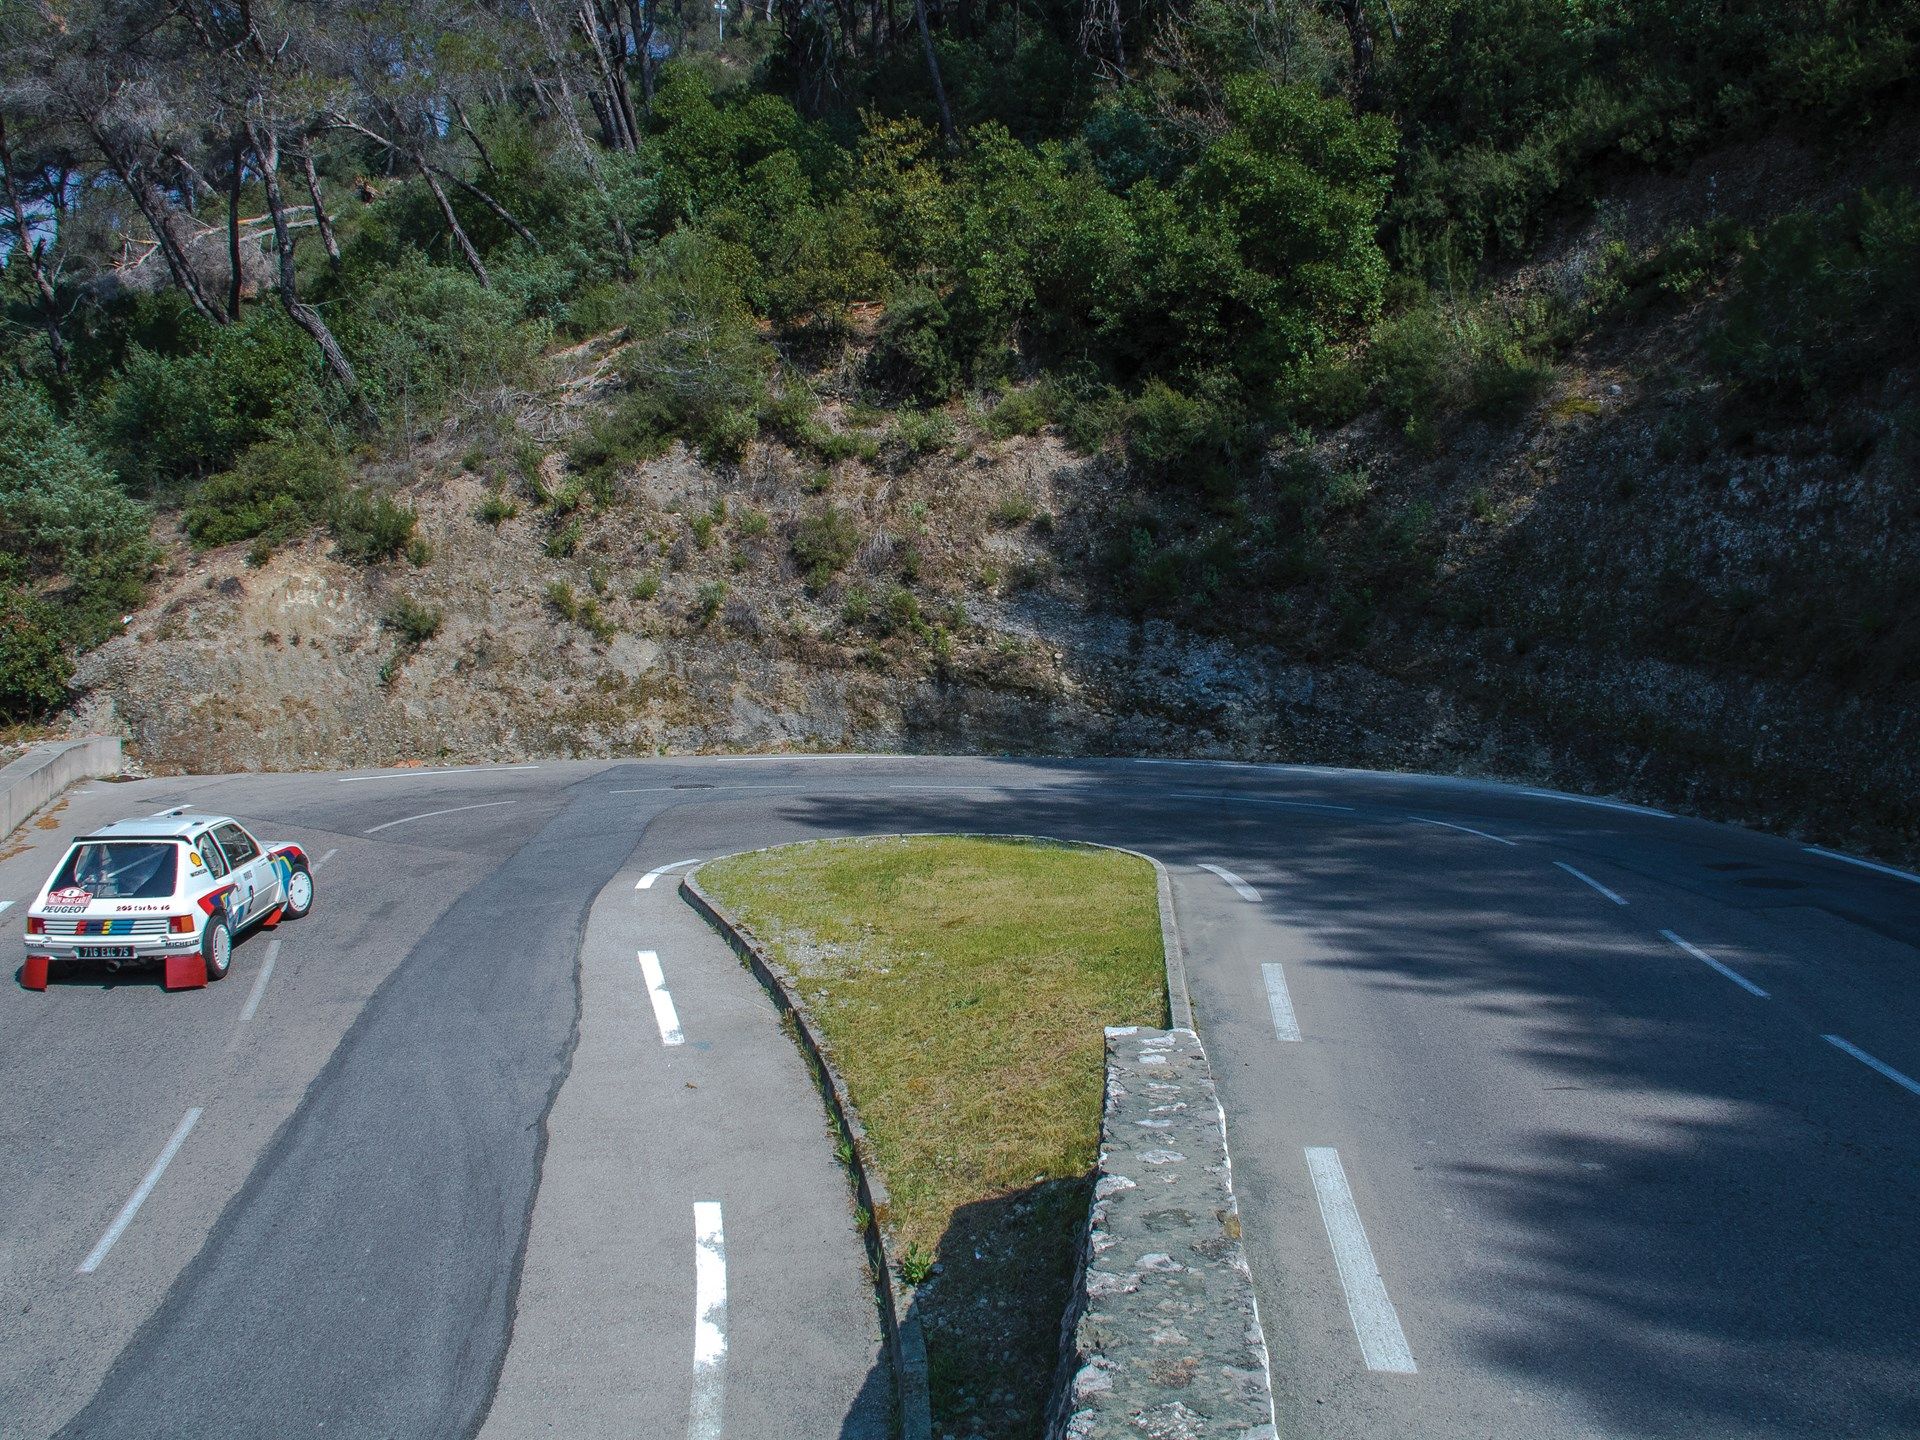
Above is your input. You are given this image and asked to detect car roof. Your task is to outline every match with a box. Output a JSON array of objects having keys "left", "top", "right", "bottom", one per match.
[{"left": 76, "top": 810, "right": 237, "bottom": 842}]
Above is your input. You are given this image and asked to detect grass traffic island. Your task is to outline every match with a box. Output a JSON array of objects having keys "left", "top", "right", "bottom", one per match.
[{"left": 700, "top": 834, "right": 1166, "bottom": 1440}]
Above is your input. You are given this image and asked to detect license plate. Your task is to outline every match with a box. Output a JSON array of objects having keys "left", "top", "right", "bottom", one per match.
[{"left": 76, "top": 946, "right": 137, "bottom": 960}]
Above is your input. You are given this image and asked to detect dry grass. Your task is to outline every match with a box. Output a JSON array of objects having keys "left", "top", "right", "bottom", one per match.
[{"left": 702, "top": 834, "right": 1165, "bottom": 1438}]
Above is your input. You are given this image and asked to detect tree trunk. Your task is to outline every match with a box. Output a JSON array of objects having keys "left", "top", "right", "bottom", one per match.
[
  {"left": 913, "top": 0, "right": 957, "bottom": 145},
  {"left": 298, "top": 142, "right": 342, "bottom": 267},
  {"left": 1330, "top": 0, "right": 1377, "bottom": 107},
  {"left": 244, "top": 116, "right": 367, "bottom": 413},
  {"left": 0, "top": 114, "right": 68, "bottom": 377},
  {"left": 227, "top": 127, "right": 245, "bottom": 317},
  {"left": 628, "top": 0, "right": 657, "bottom": 110},
  {"left": 527, "top": 0, "right": 635, "bottom": 268},
  {"left": 436, "top": 167, "right": 540, "bottom": 248},
  {"left": 451, "top": 95, "right": 497, "bottom": 176},
  {"left": 418, "top": 152, "right": 490, "bottom": 285},
  {"left": 89, "top": 125, "right": 228, "bottom": 324}
]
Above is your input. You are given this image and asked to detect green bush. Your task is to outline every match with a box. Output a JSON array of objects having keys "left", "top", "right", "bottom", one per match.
[
  {"left": 792, "top": 505, "right": 860, "bottom": 586},
  {"left": 329, "top": 489, "right": 420, "bottom": 565},
  {"left": 185, "top": 438, "right": 348, "bottom": 549},
  {"left": 0, "top": 385, "right": 154, "bottom": 648},
  {"left": 1126, "top": 380, "right": 1251, "bottom": 498},
  {"left": 1710, "top": 187, "right": 1920, "bottom": 405},
  {"left": 888, "top": 408, "right": 955, "bottom": 462},
  {"left": 984, "top": 389, "right": 1048, "bottom": 439},
  {"left": 0, "top": 588, "right": 73, "bottom": 720},
  {"left": 382, "top": 595, "right": 443, "bottom": 646},
  {"left": 868, "top": 282, "right": 962, "bottom": 403}
]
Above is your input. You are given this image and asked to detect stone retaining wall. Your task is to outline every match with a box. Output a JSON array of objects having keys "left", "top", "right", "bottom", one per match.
[{"left": 1047, "top": 1025, "right": 1279, "bottom": 1440}]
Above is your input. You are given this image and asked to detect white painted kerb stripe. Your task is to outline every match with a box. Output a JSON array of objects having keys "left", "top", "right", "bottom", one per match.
[
  {"left": 364, "top": 800, "right": 515, "bottom": 834},
  {"left": 79, "top": 1108, "right": 202, "bottom": 1274},
  {"left": 1261, "top": 963, "right": 1301, "bottom": 1042},
  {"left": 1803, "top": 846, "right": 1920, "bottom": 886},
  {"left": 638, "top": 951, "right": 685, "bottom": 1046},
  {"left": 638, "top": 860, "right": 702, "bottom": 890},
  {"left": 1554, "top": 862, "right": 1628, "bottom": 906},
  {"left": 1304, "top": 1147, "right": 1416, "bottom": 1374},
  {"left": 1199, "top": 863, "right": 1261, "bottom": 902},
  {"left": 1824, "top": 1035, "right": 1920, "bottom": 1098},
  {"left": 1661, "top": 930, "right": 1768, "bottom": 999},
  {"left": 690, "top": 1201, "right": 727, "bottom": 1440},
  {"left": 1407, "top": 816, "right": 1518, "bottom": 847}
]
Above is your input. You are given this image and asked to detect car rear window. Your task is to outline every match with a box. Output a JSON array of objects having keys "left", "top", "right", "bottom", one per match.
[{"left": 51, "top": 842, "right": 179, "bottom": 900}]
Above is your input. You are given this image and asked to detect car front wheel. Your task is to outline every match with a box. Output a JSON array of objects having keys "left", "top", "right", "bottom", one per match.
[
  {"left": 203, "top": 917, "right": 232, "bottom": 981},
  {"left": 283, "top": 864, "right": 314, "bottom": 919}
]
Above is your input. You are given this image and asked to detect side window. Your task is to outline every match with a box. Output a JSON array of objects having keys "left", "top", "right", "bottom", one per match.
[
  {"left": 194, "top": 833, "right": 229, "bottom": 878},
  {"left": 214, "top": 823, "right": 259, "bottom": 869}
]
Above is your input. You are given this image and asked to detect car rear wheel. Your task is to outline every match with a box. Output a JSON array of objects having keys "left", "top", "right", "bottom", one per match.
[
  {"left": 203, "top": 917, "right": 232, "bottom": 981},
  {"left": 283, "top": 864, "right": 314, "bottom": 919}
]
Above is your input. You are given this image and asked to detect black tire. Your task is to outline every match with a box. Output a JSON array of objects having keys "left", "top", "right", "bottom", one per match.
[
  {"left": 282, "top": 863, "right": 314, "bottom": 920},
  {"left": 203, "top": 916, "right": 233, "bottom": 981}
]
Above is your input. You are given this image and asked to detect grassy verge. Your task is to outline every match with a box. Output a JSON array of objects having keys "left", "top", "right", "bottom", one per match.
[{"left": 701, "top": 834, "right": 1166, "bottom": 1440}]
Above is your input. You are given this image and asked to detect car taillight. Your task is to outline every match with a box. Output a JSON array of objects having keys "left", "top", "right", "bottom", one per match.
[
  {"left": 26, "top": 917, "right": 44, "bottom": 935},
  {"left": 170, "top": 915, "right": 196, "bottom": 934}
]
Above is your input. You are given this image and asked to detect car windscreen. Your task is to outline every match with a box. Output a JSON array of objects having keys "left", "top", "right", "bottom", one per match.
[{"left": 50, "top": 842, "right": 179, "bottom": 900}]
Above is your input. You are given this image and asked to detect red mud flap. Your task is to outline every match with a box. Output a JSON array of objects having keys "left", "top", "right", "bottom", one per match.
[
  {"left": 164, "top": 954, "right": 208, "bottom": 990},
  {"left": 261, "top": 907, "right": 285, "bottom": 929},
  {"left": 21, "top": 956, "right": 49, "bottom": 991}
]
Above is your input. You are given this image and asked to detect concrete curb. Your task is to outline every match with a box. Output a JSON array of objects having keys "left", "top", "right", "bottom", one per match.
[
  {"left": 0, "top": 737, "right": 124, "bottom": 842},
  {"left": 680, "top": 868, "right": 935, "bottom": 1440}
]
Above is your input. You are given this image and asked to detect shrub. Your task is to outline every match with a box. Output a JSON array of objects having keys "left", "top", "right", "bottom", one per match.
[
  {"left": 568, "top": 392, "right": 673, "bottom": 498},
  {"left": 888, "top": 408, "right": 955, "bottom": 462},
  {"left": 1126, "top": 380, "right": 1250, "bottom": 498},
  {"left": 545, "top": 517, "right": 584, "bottom": 558},
  {"left": 382, "top": 595, "right": 443, "bottom": 646},
  {"left": 0, "top": 588, "right": 72, "bottom": 720},
  {"left": 478, "top": 492, "right": 518, "bottom": 526},
  {"left": 330, "top": 489, "right": 419, "bottom": 564},
  {"left": 867, "top": 281, "right": 962, "bottom": 403},
  {"left": 0, "top": 386, "right": 155, "bottom": 648},
  {"left": 792, "top": 505, "right": 860, "bottom": 586},
  {"left": 631, "top": 570, "right": 661, "bottom": 601},
  {"left": 984, "top": 389, "right": 1048, "bottom": 439},
  {"left": 695, "top": 580, "right": 728, "bottom": 624},
  {"left": 185, "top": 438, "right": 348, "bottom": 549}
]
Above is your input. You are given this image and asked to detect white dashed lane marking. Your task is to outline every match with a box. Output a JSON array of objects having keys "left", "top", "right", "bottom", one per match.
[
  {"left": 637, "top": 951, "right": 686, "bottom": 1046},
  {"left": 1261, "top": 963, "right": 1302, "bottom": 1042},
  {"left": 1407, "top": 816, "right": 1518, "bottom": 846},
  {"left": 78, "top": 1109, "right": 202, "bottom": 1274},
  {"left": 1824, "top": 1035, "right": 1920, "bottom": 1099},
  {"left": 1661, "top": 930, "right": 1768, "bottom": 999},
  {"left": 689, "top": 1201, "right": 727, "bottom": 1440},
  {"left": 363, "top": 801, "right": 516, "bottom": 835},
  {"left": 227, "top": 937, "right": 281, "bottom": 1049},
  {"left": 637, "top": 860, "right": 702, "bottom": 890},
  {"left": 1553, "top": 862, "right": 1628, "bottom": 906},
  {"left": 1305, "top": 1147, "right": 1417, "bottom": 1374},
  {"left": 1199, "top": 864, "right": 1261, "bottom": 902}
]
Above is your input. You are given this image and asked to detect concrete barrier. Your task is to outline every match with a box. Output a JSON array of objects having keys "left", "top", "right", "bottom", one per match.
[
  {"left": 1046, "top": 1025, "right": 1279, "bottom": 1439},
  {"left": 0, "top": 737, "right": 124, "bottom": 842}
]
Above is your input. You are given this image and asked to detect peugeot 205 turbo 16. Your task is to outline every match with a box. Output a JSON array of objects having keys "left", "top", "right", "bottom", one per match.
[{"left": 20, "top": 809, "right": 313, "bottom": 992}]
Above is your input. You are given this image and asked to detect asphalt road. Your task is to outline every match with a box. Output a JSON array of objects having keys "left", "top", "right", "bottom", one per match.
[{"left": 2, "top": 755, "right": 1916, "bottom": 1438}]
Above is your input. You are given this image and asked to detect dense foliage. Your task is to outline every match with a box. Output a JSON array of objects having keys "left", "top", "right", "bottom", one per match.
[{"left": 0, "top": 0, "right": 1914, "bottom": 719}]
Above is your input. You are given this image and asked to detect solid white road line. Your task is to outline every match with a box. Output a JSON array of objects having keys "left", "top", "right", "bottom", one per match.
[
  {"left": 638, "top": 951, "right": 686, "bottom": 1046},
  {"left": 228, "top": 937, "right": 281, "bottom": 1047},
  {"left": 363, "top": 800, "right": 516, "bottom": 835},
  {"left": 1407, "top": 816, "right": 1518, "bottom": 847},
  {"left": 78, "top": 1108, "right": 203, "bottom": 1274},
  {"left": 1823, "top": 1035, "right": 1920, "bottom": 1098},
  {"left": 1261, "top": 963, "right": 1302, "bottom": 1042},
  {"left": 1170, "top": 790, "right": 1357, "bottom": 813},
  {"left": 1660, "top": 930, "right": 1769, "bottom": 999},
  {"left": 1304, "top": 1147, "right": 1416, "bottom": 1374},
  {"left": 1803, "top": 846, "right": 1920, "bottom": 886},
  {"left": 314, "top": 847, "right": 338, "bottom": 869},
  {"left": 337, "top": 765, "right": 540, "bottom": 783},
  {"left": 886, "top": 783, "right": 1004, "bottom": 791},
  {"left": 608, "top": 784, "right": 811, "bottom": 795},
  {"left": 1521, "top": 789, "right": 1671, "bottom": 817},
  {"left": 638, "top": 860, "right": 703, "bottom": 890},
  {"left": 690, "top": 1201, "right": 728, "bottom": 1440},
  {"left": 1199, "top": 863, "right": 1261, "bottom": 902},
  {"left": 1553, "top": 861, "right": 1628, "bottom": 906}
]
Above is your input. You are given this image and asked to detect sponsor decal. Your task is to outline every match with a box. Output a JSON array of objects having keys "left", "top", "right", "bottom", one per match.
[
  {"left": 197, "top": 883, "right": 237, "bottom": 916},
  {"left": 188, "top": 851, "right": 203, "bottom": 868},
  {"left": 45, "top": 886, "right": 94, "bottom": 914},
  {"left": 75, "top": 918, "right": 137, "bottom": 936},
  {"left": 114, "top": 903, "right": 170, "bottom": 913}
]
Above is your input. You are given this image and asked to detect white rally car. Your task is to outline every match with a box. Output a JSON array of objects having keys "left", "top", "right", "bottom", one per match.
[{"left": 21, "top": 810, "right": 313, "bottom": 991}]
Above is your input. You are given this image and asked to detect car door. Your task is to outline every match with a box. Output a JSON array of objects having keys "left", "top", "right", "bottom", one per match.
[{"left": 212, "top": 822, "right": 271, "bottom": 929}]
